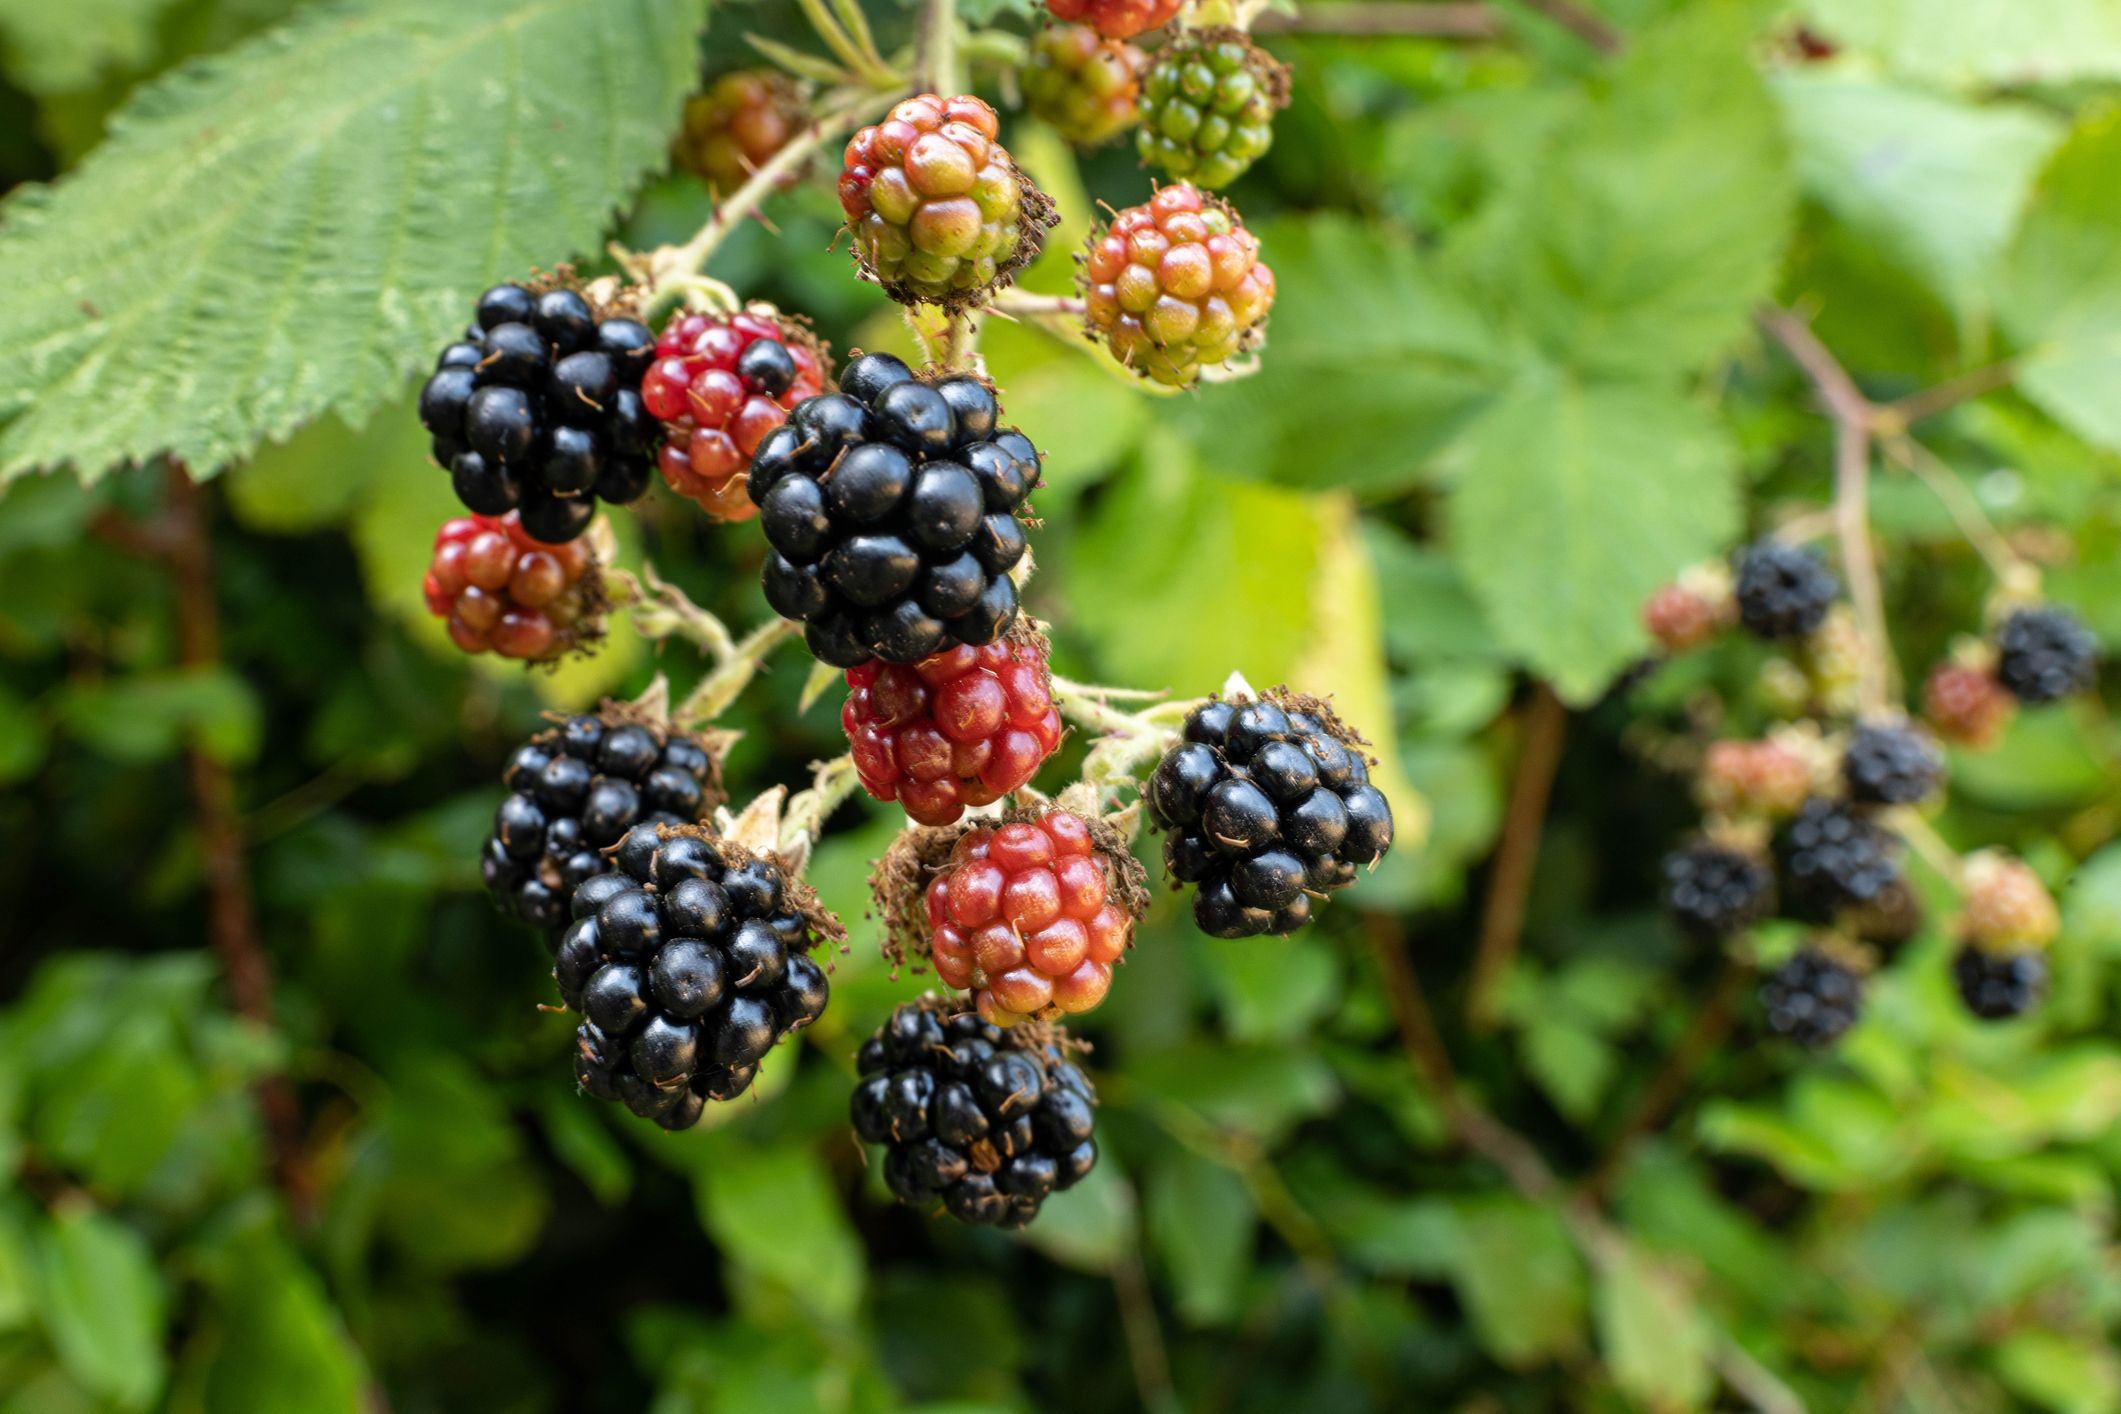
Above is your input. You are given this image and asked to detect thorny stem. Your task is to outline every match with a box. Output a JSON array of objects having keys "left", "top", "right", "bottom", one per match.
[
  {"left": 1879, "top": 432, "right": 2033, "bottom": 589},
  {"left": 1885, "top": 806, "right": 1968, "bottom": 892},
  {"left": 678, "top": 617, "right": 808, "bottom": 725},
  {"left": 916, "top": 0, "right": 958, "bottom": 95},
  {"left": 1465, "top": 682, "right": 1568, "bottom": 1031},
  {"left": 1884, "top": 360, "right": 2017, "bottom": 426},
  {"left": 779, "top": 754, "right": 863, "bottom": 871}
]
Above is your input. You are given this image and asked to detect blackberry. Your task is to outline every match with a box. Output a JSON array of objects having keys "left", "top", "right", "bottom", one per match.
[
  {"left": 751, "top": 352, "right": 1042, "bottom": 667},
  {"left": 482, "top": 706, "right": 723, "bottom": 938},
  {"left": 1758, "top": 946, "right": 1862, "bottom": 1048},
  {"left": 1023, "top": 24, "right": 1148, "bottom": 148},
  {"left": 1662, "top": 843, "right": 1773, "bottom": 939},
  {"left": 851, "top": 999, "right": 1098, "bottom": 1227},
  {"left": 1923, "top": 662, "right": 2013, "bottom": 748},
  {"left": 1081, "top": 183, "right": 1275, "bottom": 387},
  {"left": 643, "top": 309, "right": 828, "bottom": 520},
  {"left": 1146, "top": 691, "right": 1395, "bottom": 938},
  {"left": 565, "top": 825, "right": 838, "bottom": 1128},
  {"left": 1732, "top": 540, "right": 1837, "bottom": 641},
  {"left": 1961, "top": 850, "right": 2060, "bottom": 952},
  {"left": 1842, "top": 722, "right": 1943, "bottom": 805},
  {"left": 1643, "top": 583, "right": 1725, "bottom": 654},
  {"left": 417, "top": 280, "right": 659, "bottom": 541},
  {"left": 1776, "top": 797, "right": 1899, "bottom": 921},
  {"left": 1996, "top": 605, "right": 2100, "bottom": 705},
  {"left": 1135, "top": 29, "right": 1288, "bottom": 189},
  {"left": 1953, "top": 945, "right": 2047, "bottom": 1021},
  {"left": 676, "top": 71, "right": 804, "bottom": 194},
  {"left": 425, "top": 512, "right": 602, "bottom": 661},
  {"left": 1044, "top": 0, "right": 1182, "bottom": 39},
  {"left": 845, "top": 628, "right": 1063, "bottom": 825}
]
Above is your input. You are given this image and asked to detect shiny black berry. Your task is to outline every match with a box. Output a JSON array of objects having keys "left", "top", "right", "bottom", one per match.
[
  {"left": 1996, "top": 606, "right": 2100, "bottom": 705},
  {"left": 1953, "top": 944, "right": 2047, "bottom": 1020},
  {"left": 1759, "top": 946, "right": 1862, "bottom": 1048},
  {"left": 1734, "top": 540, "right": 1838, "bottom": 641},
  {"left": 1843, "top": 723, "right": 1943, "bottom": 805},
  {"left": 1777, "top": 797, "right": 1900, "bottom": 921},
  {"left": 1663, "top": 843, "right": 1774, "bottom": 939}
]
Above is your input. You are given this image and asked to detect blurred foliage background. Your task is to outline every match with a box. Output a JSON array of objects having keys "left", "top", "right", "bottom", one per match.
[{"left": 5, "top": 0, "right": 2121, "bottom": 1411}]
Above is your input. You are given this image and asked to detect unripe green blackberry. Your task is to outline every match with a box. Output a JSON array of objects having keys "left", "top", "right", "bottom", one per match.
[
  {"left": 1135, "top": 29, "right": 1288, "bottom": 189},
  {"left": 1023, "top": 24, "right": 1149, "bottom": 148},
  {"left": 838, "top": 94, "right": 1058, "bottom": 310},
  {"left": 1081, "top": 183, "right": 1275, "bottom": 387}
]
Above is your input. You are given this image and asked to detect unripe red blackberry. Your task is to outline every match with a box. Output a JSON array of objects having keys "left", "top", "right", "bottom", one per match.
[
  {"left": 844, "top": 629, "right": 1063, "bottom": 825},
  {"left": 1644, "top": 565, "right": 1734, "bottom": 654},
  {"left": 1733, "top": 540, "right": 1838, "bottom": 641},
  {"left": 1081, "top": 183, "right": 1274, "bottom": 387},
  {"left": 837, "top": 95, "right": 1057, "bottom": 308},
  {"left": 1023, "top": 24, "right": 1148, "bottom": 148},
  {"left": 1842, "top": 721, "right": 1943, "bottom": 805},
  {"left": 676, "top": 71, "right": 803, "bottom": 194},
  {"left": 417, "top": 280, "right": 658, "bottom": 541},
  {"left": 424, "top": 513, "right": 603, "bottom": 661},
  {"left": 1996, "top": 605, "right": 2100, "bottom": 704},
  {"left": 484, "top": 706, "right": 724, "bottom": 938},
  {"left": 752, "top": 352, "right": 1042, "bottom": 667},
  {"left": 1698, "top": 737, "right": 1812, "bottom": 821},
  {"left": 1776, "top": 797, "right": 1900, "bottom": 922},
  {"left": 1135, "top": 29, "right": 1287, "bottom": 188},
  {"left": 643, "top": 309, "right": 827, "bottom": 520},
  {"left": 1923, "top": 662, "right": 2013, "bottom": 748},
  {"left": 851, "top": 998, "right": 1099, "bottom": 1227},
  {"left": 1044, "top": 0, "right": 1181, "bottom": 40},
  {"left": 1953, "top": 945, "right": 2046, "bottom": 1021},
  {"left": 909, "top": 808, "right": 1149, "bottom": 1025},
  {"left": 1662, "top": 843, "right": 1773, "bottom": 939},
  {"left": 1759, "top": 945, "right": 1862, "bottom": 1049},
  {"left": 563, "top": 824, "right": 840, "bottom": 1129},
  {"left": 1960, "top": 850, "right": 2059, "bottom": 954},
  {"left": 1148, "top": 690, "right": 1394, "bottom": 938}
]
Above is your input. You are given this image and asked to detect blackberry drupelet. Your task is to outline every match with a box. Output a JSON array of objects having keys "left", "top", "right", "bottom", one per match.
[
  {"left": 417, "top": 281, "right": 658, "bottom": 541},
  {"left": 1996, "top": 605, "right": 2100, "bottom": 704},
  {"left": 562, "top": 825, "right": 837, "bottom": 1129},
  {"left": 482, "top": 708, "right": 722, "bottom": 938},
  {"left": 1733, "top": 540, "right": 1837, "bottom": 641},
  {"left": 1953, "top": 945, "right": 2047, "bottom": 1021},
  {"left": 851, "top": 999, "right": 1099, "bottom": 1228},
  {"left": 1147, "top": 691, "right": 1395, "bottom": 938},
  {"left": 1777, "top": 797, "right": 1900, "bottom": 921},
  {"left": 1759, "top": 946, "right": 1862, "bottom": 1048},
  {"left": 1662, "top": 843, "right": 1773, "bottom": 939},
  {"left": 752, "top": 352, "right": 1043, "bottom": 667},
  {"left": 1842, "top": 722, "right": 1943, "bottom": 805}
]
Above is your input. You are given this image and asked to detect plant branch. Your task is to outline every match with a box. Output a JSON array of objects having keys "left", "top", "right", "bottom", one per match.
[
  {"left": 1511, "top": 0, "right": 1624, "bottom": 52},
  {"left": 1252, "top": 1, "right": 1500, "bottom": 34},
  {"left": 1466, "top": 682, "right": 1567, "bottom": 1031},
  {"left": 916, "top": 0, "right": 957, "bottom": 94},
  {"left": 1882, "top": 361, "right": 2015, "bottom": 426},
  {"left": 1111, "top": 1190, "right": 1184, "bottom": 1414},
  {"left": 678, "top": 617, "right": 808, "bottom": 725},
  {"left": 1878, "top": 432, "right": 2032, "bottom": 588}
]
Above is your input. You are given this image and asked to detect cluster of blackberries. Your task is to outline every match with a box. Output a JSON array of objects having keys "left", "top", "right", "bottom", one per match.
[
  {"left": 1759, "top": 946, "right": 1863, "bottom": 1049},
  {"left": 418, "top": 283, "right": 657, "bottom": 543},
  {"left": 1148, "top": 695, "right": 1394, "bottom": 938},
  {"left": 1953, "top": 945, "right": 2048, "bottom": 1020},
  {"left": 852, "top": 1001, "right": 1098, "bottom": 1227},
  {"left": 1997, "top": 605, "right": 2101, "bottom": 704},
  {"left": 752, "top": 352, "right": 1041, "bottom": 667},
  {"left": 1734, "top": 540, "right": 1838, "bottom": 641},
  {"left": 1662, "top": 843, "right": 1774, "bottom": 939},
  {"left": 562, "top": 826, "right": 831, "bottom": 1129},
  {"left": 483, "top": 713, "right": 718, "bottom": 935}
]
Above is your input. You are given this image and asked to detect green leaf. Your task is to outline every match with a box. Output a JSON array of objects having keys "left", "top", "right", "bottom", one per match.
[
  {"left": 2064, "top": 842, "right": 2121, "bottom": 957},
  {"left": 1125, "top": 1042, "right": 1338, "bottom": 1143},
  {"left": 224, "top": 412, "right": 389, "bottom": 534},
  {"left": 1015, "top": 1154, "right": 1129, "bottom": 1275},
  {"left": 1999, "top": 109, "right": 2121, "bottom": 452},
  {"left": 1447, "top": 379, "right": 1741, "bottom": 702},
  {"left": 1446, "top": 1197, "right": 1587, "bottom": 1369},
  {"left": 535, "top": 1089, "right": 632, "bottom": 1208},
  {"left": 1593, "top": 1240, "right": 1714, "bottom": 1413},
  {"left": 694, "top": 1138, "right": 863, "bottom": 1323},
  {"left": 0, "top": 0, "right": 710, "bottom": 484},
  {"left": 1199, "top": 933, "right": 1339, "bottom": 1043},
  {"left": 1146, "top": 1149, "right": 1254, "bottom": 1326},
  {"left": 1948, "top": 704, "right": 2111, "bottom": 810},
  {"left": 1364, "top": 521, "right": 1503, "bottom": 666},
  {"left": 1994, "top": 1328, "right": 2121, "bottom": 1414},
  {"left": 0, "top": 682, "right": 46, "bottom": 786},
  {"left": 1774, "top": 73, "right": 2062, "bottom": 330},
  {"left": 56, "top": 666, "right": 261, "bottom": 764},
  {"left": 34, "top": 1205, "right": 166, "bottom": 1411},
  {"left": 199, "top": 1230, "right": 368, "bottom": 1414},
  {"left": 368, "top": 1054, "right": 548, "bottom": 1272},
  {"left": 0, "top": 0, "right": 178, "bottom": 95},
  {"left": 0, "top": 1206, "right": 31, "bottom": 1331},
  {"left": 1801, "top": 0, "right": 2121, "bottom": 87}
]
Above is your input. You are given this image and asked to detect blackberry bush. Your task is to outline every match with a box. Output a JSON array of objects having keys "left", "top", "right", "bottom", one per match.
[
  {"left": 417, "top": 280, "right": 657, "bottom": 542},
  {"left": 424, "top": 513, "right": 602, "bottom": 661},
  {"left": 676, "top": 71, "right": 804, "bottom": 194},
  {"left": 837, "top": 94, "right": 1058, "bottom": 309},
  {"left": 1733, "top": 540, "right": 1838, "bottom": 641},
  {"left": 751, "top": 352, "right": 1042, "bottom": 666},
  {"left": 643, "top": 308, "right": 828, "bottom": 520},
  {"left": 1662, "top": 843, "right": 1773, "bottom": 939},
  {"left": 1147, "top": 690, "right": 1394, "bottom": 938},
  {"left": 851, "top": 998, "right": 1099, "bottom": 1227},
  {"left": 1842, "top": 721, "right": 1943, "bottom": 805},
  {"left": 1043, "top": 0, "right": 1182, "bottom": 40},
  {"left": 1996, "top": 605, "right": 2100, "bottom": 704},
  {"left": 1081, "top": 182, "right": 1276, "bottom": 387},
  {"left": 1023, "top": 23, "right": 1148, "bottom": 148},
  {"left": 1777, "top": 797, "right": 1901, "bottom": 922},
  {"left": 1136, "top": 29, "right": 1288, "bottom": 189},
  {"left": 561, "top": 824, "right": 839, "bottom": 1129},
  {"left": 1759, "top": 945, "right": 1863, "bottom": 1049},
  {"left": 482, "top": 706, "right": 723, "bottom": 937},
  {"left": 844, "top": 628, "right": 1063, "bottom": 825}
]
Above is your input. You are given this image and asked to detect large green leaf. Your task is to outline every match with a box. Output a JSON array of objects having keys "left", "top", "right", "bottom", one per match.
[
  {"left": 1146, "top": 1149, "right": 1254, "bottom": 1327},
  {"left": 1447, "top": 379, "right": 1741, "bottom": 702},
  {"left": 1593, "top": 1240, "right": 1714, "bottom": 1412},
  {"left": 0, "top": 0, "right": 177, "bottom": 94},
  {"left": 0, "top": 0, "right": 709, "bottom": 484},
  {"left": 199, "top": 1230, "right": 368, "bottom": 1414},
  {"left": 1802, "top": 0, "right": 2121, "bottom": 87},
  {"left": 34, "top": 1206, "right": 167, "bottom": 1411},
  {"left": 694, "top": 1139, "right": 864, "bottom": 1324},
  {"left": 1774, "top": 74, "right": 2061, "bottom": 331}
]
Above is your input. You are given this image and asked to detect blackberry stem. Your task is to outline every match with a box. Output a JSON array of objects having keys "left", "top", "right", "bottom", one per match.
[
  {"left": 916, "top": 0, "right": 958, "bottom": 95},
  {"left": 678, "top": 617, "right": 808, "bottom": 725},
  {"left": 1465, "top": 681, "right": 1568, "bottom": 1031}
]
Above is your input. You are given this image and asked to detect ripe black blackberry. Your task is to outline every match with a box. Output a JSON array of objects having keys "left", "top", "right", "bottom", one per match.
[
  {"left": 560, "top": 825, "right": 838, "bottom": 1129},
  {"left": 1777, "top": 797, "right": 1900, "bottom": 921},
  {"left": 851, "top": 998, "right": 1098, "bottom": 1228},
  {"left": 1996, "top": 605, "right": 2100, "bottom": 705},
  {"left": 750, "top": 352, "right": 1042, "bottom": 667},
  {"left": 482, "top": 709, "right": 722, "bottom": 938},
  {"left": 417, "top": 281, "right": 659, "bottom": 543},
  {"left": 1842, "top": 722, "right": 1943, "bottom": 805},
  {"left": 1146, "top": 691, "right": 1394, "bottom": 938},
  {"left": 1662, "top": 843, "right": 1773, "bottom": 939},
  {"left": 1953, "top": 944, "right": 2047, "bottom": 1021},
  {"left": 1733, "top": 540, "right": 1837, "bottom": 641},
  {"left": 1759, "top": 946, "right": 1862, "bottom": 1048}
]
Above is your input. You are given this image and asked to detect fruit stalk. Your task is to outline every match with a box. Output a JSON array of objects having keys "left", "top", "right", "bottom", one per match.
[
  {"left": 915, "top": 0, "right": 959, "bottom": 97},
  {"left": 678, "top": 616, "right": 809, "bottom": 725}
]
